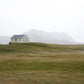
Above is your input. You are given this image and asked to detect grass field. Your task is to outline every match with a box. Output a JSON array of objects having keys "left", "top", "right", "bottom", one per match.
[{"left": 0, "top": 43, "right": 84, "bottom": 84}]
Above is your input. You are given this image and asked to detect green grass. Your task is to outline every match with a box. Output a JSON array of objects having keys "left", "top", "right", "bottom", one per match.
[
  {"left": 0, "top": 43, "right": 84, "bottom": 54},
  {"left": 0, "top": 43, "right": 84, "bottom": 84},
  {"left": 0, "top": 59, "right": 84, "bottom": 72}
]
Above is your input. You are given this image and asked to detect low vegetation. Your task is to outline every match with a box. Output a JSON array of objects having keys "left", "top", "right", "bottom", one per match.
[{"left": 0, "top": 43, "right": 84, "bottom": 84}]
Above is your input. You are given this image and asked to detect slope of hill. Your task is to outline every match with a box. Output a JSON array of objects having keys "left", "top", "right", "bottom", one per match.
[
  {"left": 0, "top": 43, "right": 84, "bottom": 84},
  {"left": 0, "top": 42, "right": 84, "bottom": 53}
]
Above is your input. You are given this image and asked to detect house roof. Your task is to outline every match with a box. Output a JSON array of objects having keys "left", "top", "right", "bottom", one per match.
[{"left": 11, "top": 35, "right": 25, "bottom": 39}]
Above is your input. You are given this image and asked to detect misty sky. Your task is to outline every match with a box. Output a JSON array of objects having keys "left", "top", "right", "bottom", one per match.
[{"left": 0, "top": 0, "right": 84, "bottom": 43}]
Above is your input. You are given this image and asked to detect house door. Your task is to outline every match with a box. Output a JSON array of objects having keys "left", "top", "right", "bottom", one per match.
[{"left": 15, "top": 38, "right": 17, "bottom": 43}]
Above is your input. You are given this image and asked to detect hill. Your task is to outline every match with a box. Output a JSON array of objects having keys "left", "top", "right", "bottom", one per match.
[
  {"left": 0, "top": 29, "right": 77, "bottom": 44},
  {"left": 0, "top": 42, "right": 84, "bottom": 53},
  {"left": 0, "top": 43, "right": 84, "bottom": 84},
  {"left": 25, "top": 29, "right": 76, "bottom": 44}
]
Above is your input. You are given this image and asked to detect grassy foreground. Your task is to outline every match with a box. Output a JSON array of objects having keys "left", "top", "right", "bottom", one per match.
[{"left": 0, "top": 43, "right": 84, "bottom": 84}]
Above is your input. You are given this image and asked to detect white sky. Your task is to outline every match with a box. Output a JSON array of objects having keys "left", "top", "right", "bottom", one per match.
[{"left": 0, "top": 0, "right": 84, "bottom": 43}]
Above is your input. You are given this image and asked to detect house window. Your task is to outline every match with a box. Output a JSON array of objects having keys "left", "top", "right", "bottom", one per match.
[
  {"left": 19, "top": 39, "right": 20, "bottom": 41},
  {"left": 15, "top": 38, "right": 17, "bottom": 42},
  {"left": 11, "top": 38, "right": 13, "bottom": 41}
]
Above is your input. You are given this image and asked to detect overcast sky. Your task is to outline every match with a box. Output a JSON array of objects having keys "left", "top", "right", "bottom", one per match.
[{"left": 0, "top": 0, "right": 84, "bottom": 43}]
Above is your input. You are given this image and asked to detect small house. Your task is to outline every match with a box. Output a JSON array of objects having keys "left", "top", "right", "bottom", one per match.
[{"left": 11, "top": 35, "right": 29, "bottom": 43}]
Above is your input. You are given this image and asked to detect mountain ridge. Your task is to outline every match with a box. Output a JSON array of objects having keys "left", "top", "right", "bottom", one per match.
[
  {"left": 24, "top": 29, "right": 76, "bottom": 44},
  {"left": 0, "top": 29, "right": 77, "bottom": 44}
]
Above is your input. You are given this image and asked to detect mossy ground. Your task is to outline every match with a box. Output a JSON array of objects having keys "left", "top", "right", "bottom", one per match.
[{"left": 0, "top": 43, "right": 84, "bottom": 84}]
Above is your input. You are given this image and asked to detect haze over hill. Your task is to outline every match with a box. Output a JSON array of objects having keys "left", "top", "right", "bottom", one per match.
[
  {"left": 0, "top": 29, "right": 77, "bottom": 44},
  {"left": 0, "top": 36, "right": 10, "bottom": 44},
  {"left": 24, "top": 29, "right": 76, "bottom": 44},
  {"left": 0, "top": 0, "right": 84, "bottom": 43}
]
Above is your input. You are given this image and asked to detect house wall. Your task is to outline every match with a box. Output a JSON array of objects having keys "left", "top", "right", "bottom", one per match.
[
  {"left": 11, "top": 38, "right": 20, "bottom": 43},
  {"left": 20, "top": 35, "right": 29, "bottom": 43}
]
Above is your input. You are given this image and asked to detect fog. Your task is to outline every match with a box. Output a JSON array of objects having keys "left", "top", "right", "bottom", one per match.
[
  {"left": 0, "top": 29, "right": 77, "bottom": 44},
  {"left": 0, "top": 0, "right": 84, "bottom": 43},
  {"left": 24, "top": 29, "right": 77, "bottom": 44}
]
